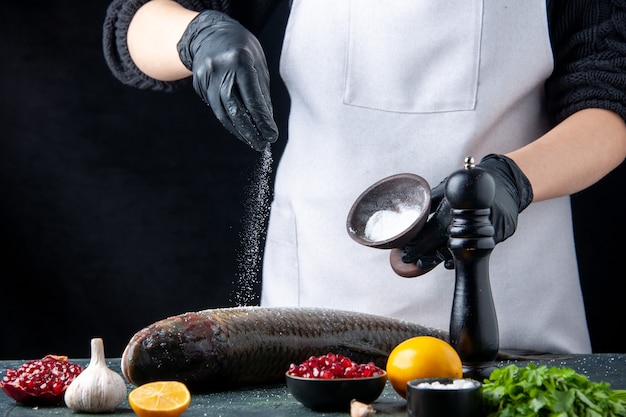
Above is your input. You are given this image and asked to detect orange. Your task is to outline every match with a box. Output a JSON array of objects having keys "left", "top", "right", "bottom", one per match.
[
  {"left": 386, "top": 336, "right": 463, "bottom": 398},
  {"left": 128, "top": 381, "right": 191, "bottom": 417}
]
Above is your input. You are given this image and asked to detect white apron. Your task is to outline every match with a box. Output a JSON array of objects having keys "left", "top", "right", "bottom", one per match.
[{"left": 261, "top": 0, "right": 592, "bottom": 354}]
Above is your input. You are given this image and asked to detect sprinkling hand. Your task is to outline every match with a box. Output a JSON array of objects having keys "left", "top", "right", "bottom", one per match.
[{"left": 177, "top": 10, "right": 279, "bottom": 151}]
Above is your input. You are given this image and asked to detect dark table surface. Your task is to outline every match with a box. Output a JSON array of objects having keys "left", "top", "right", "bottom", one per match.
[{"left": 1, "top": 354, "right": 625, "bottom": 416}]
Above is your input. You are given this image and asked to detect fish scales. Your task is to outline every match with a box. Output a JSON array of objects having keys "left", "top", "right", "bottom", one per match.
[{"left": 122, "top": 306, "right": 447, "bottom": 391}]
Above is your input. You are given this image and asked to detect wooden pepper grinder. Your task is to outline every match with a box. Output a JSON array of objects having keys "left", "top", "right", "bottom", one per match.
[{"left": 446, "top": 156, "right": 499, "bottom": 380}]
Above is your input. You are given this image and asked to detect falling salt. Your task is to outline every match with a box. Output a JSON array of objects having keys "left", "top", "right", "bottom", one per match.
[
  {"left": 364, "top": 206, "right": 421, "bottom": 242},
  {"left": 231, "top": 145, "right": 273, "bottom": 306}
]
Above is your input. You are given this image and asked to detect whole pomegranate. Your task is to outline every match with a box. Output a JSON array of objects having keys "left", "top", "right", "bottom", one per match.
[{"left": 0, "top": 355, "right": 83, "bottom": 405}]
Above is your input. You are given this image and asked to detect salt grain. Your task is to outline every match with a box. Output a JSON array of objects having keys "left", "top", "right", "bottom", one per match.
[{"left": 416, "top": 379, "right": 477, "bottom": 390}]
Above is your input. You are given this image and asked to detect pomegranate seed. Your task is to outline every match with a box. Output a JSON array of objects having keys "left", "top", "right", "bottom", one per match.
[{"left": 286, "top": 353, "right": 384, "bottom": 379}]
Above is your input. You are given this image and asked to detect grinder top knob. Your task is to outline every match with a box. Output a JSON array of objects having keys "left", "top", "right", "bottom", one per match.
[{"left": 445, "top": 156, "right": 495, "bottom": 210}]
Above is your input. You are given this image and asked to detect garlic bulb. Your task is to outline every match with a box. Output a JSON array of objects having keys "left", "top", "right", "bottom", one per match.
[{"left": 64, "top": 338, "right": 128, "bottom": 413}]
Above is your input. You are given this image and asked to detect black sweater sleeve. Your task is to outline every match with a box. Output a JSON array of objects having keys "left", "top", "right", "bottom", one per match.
[
  {"left": 102, "top": 0, "right": 281, "bottom": 92},
  {"left": 546, "top": 0, "right": 626, "bottom": 124}
]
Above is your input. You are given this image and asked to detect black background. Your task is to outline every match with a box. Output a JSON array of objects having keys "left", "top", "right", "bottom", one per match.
[{"left": 0, "top": 0, "right": 624, "bottom": 360}]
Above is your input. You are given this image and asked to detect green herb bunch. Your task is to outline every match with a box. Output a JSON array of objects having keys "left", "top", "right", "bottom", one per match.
[{"left": 481, "top": 364, "right": 626, "bottom": 417}]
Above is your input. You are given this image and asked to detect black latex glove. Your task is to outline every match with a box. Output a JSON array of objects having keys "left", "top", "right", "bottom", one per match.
[
  {"left": 177, "top": 10, "right": 279, "bottom": 151},
  {"left": 395, "top": 154, "right": 534, "bottom": 276}
]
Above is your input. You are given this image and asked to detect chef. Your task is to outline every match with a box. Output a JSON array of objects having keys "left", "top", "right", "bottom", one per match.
[{"left": 103, "top": 0, "right": 626, "bottom": 354}]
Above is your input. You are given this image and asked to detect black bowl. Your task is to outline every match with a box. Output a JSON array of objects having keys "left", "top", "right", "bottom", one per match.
[
  {"left": 406, "top": 378, "right": 482, "bottom": 417},
  {"left": 285, "top": 372, "right": 387, "bottom": 411},
  {"left": 347, "top": 173, "right": 431, "bottom": 249}
]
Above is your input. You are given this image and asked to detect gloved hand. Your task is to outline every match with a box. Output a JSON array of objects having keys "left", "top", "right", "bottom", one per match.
[
  {"left": 392, "top": 154, "right": 534, "bottom": 277},
  {"left": 177, "top": 10, "right": 279, "bottom": 151}
]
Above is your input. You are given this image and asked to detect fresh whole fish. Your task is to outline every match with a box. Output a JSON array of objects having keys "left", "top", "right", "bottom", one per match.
[{"left": 121, "top": 306, "right": 447, "bottom": 391}]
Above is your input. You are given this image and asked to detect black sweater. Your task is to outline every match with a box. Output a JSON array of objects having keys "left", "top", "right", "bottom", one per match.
[{"left": 103, "top": 0, "right": 626, "bottom": 125}]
